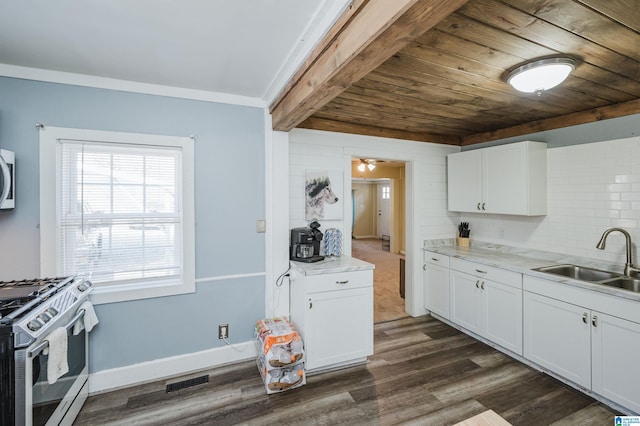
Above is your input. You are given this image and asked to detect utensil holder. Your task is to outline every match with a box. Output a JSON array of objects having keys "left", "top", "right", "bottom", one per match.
[{"left": 457, "top": 237, "right": 470, "bottom": 247}]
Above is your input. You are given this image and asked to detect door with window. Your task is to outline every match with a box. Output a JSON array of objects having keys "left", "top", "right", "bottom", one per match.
[{"left": 377, "top": 183, "right": 390, "bottom": 238}]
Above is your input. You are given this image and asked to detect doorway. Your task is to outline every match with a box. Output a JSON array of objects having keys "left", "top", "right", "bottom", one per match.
[{"left": 351, "top": 158, "right": 407, "bottom": 323}]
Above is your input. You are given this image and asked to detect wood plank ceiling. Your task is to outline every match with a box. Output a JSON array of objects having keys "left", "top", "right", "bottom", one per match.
[{"left": 270, "top": 0, "right": 640, "bottom": 146}]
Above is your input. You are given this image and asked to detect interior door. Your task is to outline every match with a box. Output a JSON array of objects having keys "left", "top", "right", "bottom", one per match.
[{"left": 377, "top": 183, "right": 390, "bottom": 238}]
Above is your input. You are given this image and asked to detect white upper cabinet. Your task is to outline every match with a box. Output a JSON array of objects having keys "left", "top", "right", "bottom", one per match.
[{"left": 447, "top": 141, "right": 547, "bottom": 216}]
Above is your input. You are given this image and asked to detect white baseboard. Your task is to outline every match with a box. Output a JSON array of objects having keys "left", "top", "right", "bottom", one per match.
[
  {"left": 88, "top": 340, "right": 257, "bottom": 395},
  {"left": 353, "top": 235, "right": 379, "bottom": 239}
]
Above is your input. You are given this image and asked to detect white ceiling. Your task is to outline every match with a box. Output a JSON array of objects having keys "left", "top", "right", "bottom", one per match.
[{"left": 0, "top": 0, "right": 350, "bottom": 104}]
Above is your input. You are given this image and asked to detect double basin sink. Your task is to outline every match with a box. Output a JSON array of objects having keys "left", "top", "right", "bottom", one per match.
[{"left": 533, "top": 264, "right": 640, "bottom": 293}]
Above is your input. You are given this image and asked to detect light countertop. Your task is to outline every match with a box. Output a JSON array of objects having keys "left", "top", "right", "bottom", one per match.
[
  {"left": 291, "top": 256, "right": 374, "bottom": 276},
  {"left": 423, "top": 239, "right": 640, "bottom": 302}
]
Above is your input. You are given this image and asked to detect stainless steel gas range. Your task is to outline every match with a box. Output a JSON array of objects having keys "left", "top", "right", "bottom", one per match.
[{"left": 0, "top": 276, "right": 93, "bottom": 426}]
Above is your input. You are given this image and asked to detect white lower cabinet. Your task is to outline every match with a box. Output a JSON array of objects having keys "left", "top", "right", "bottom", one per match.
[
  {"left": 482, "top": 279, "right": 523, "bottom": 355},
  {"left": 305, "top": 287, "right": 373, "bottom": 371},
  {"left": 423, "top": 252, "right": 450, "bottom": 319},
  {"left": 449, "top": 259, "right": 523, "bottom": 355},
  {"left": 524, "top": 276, "right": 640, "bottom": 413},
  {"left": 419, "top": 253, "right": 640, "bottom": 413},
  {"left": 523, "top": 291, "right": 591, "bottom": 388},
  {"left": 290, "top": 267, "right": 374, "bottom": 373},
  {"left": 450, "top": 270, "right": 482, "bottom": 334},
  {"left": 591, "top": 312, "right": 640, "bottom": 413}
]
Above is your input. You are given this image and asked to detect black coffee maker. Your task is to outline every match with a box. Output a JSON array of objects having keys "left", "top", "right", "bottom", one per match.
[{"left": 290, "top": 221, "right": 325, "bottom": 263}]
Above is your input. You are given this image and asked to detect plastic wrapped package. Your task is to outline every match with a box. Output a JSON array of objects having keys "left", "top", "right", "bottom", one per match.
[
  {"left": 255, "top": 317, "right": 304, "bottom": 368},
  {"left": 255, "top": 317, "right": 306, "bottom": 394},
  {"left": 256, "top": 355, "right": 306, "bottom": 394}
]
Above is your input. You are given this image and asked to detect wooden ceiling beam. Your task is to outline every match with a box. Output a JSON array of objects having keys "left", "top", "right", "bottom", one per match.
[
  {"left": 298, "top": 117, "right": 460, "bottom": 145},
  {"left": 270, "top": 0, "right": 470, "bottom": 132},
  {"left": 462, "top": 98, "right": 640, "bottom": 146}
]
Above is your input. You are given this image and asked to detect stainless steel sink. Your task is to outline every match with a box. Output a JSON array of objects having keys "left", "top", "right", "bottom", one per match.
[
  {"left": 599, "top": 277, "right": 640, "bottom": 293},
  {"left": 533, "top": 264, "right": 619, "bottom": 282},
  {"left": 533, "top": 264, "right": 640, "bottom": 294}
]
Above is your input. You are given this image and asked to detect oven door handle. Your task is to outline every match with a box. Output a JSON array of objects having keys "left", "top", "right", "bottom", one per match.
[{"left": 28, "top": 309, "right": 86, "bottom": 358}]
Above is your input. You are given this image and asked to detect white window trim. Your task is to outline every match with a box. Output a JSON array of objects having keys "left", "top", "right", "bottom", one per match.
[{"left": 40, "top": 126, "right": 195, "bottom": 305}]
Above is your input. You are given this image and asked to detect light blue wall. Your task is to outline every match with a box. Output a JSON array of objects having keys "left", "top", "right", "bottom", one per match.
[{"left": 0, "top": 76, "right": 265, "bottom": 371}]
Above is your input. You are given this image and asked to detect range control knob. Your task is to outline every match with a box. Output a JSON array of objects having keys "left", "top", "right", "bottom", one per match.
[
  {"left": 45, "top": 307, "right": 58, "bottom": 317},
  {"left": 38, "top": 313, "right": 52, "bottom": 323},
  {"left": 27, "top": 319, "right": 43, "bottom": 331},
  {"left": 77, "top": 282, "right": 89, "bottom": 292}
]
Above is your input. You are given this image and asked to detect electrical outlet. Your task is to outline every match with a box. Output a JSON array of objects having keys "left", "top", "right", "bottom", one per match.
[{"left": 218, "top": 324, "right": 229, "bottom": 339}]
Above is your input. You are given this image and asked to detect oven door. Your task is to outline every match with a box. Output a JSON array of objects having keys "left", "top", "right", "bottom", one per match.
[{"left": 17, "top": 309, "right": 89, "bottom": 426}]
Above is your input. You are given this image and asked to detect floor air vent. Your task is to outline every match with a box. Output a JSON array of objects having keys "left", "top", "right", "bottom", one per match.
[{"left": 166, "top": 375, "right": 209, "bottom": 393}]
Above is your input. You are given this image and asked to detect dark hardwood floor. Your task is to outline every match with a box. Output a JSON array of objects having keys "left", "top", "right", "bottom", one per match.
[{"left": 75, "top": 316, "right": 618, "bottom": 425}]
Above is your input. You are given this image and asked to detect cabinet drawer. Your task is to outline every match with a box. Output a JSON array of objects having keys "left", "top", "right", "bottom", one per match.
[
  {"left": 298, "top": 270, "right": 373, "bottom": 293},
  {"left": 424, "top": 251, "right": 449, "bottom": 268},
  {"left": 450, "top": 258, "right": 521, "bottom": 288}
]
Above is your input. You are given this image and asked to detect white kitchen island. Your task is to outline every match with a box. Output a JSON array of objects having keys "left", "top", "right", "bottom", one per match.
[{"left": 289, "top": 256, "right": 374, "bottom": 374}]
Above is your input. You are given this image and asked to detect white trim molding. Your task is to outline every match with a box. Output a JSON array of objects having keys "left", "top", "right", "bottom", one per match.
[
  {"left": 0, "top": 63, "right": 266, "bottom": 108},
  {"left": 195, "top": 272, "right": 266, "bottom": 284},
  {"left": 88, "top": 340, "right": 257, "bottom": 395}
]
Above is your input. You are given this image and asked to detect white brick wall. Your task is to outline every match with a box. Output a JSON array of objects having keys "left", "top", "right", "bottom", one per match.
[
  {"left": 289, "top": 128, "right": 459, "bottom": 315},
  {"left": 465, "top": 136, "right": 640, "bottom": 266},
  {"left": 289, "top": 129, "right": 460, "bottom": 246}
]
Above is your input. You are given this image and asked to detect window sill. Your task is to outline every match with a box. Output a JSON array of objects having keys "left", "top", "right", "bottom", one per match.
[{"left": 89, "top": 278, "right": 195, "bottom": 305}]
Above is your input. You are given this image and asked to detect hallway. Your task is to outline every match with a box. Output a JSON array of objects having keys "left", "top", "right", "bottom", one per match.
[{"left": 351, "top": 238, "right": 407, "bottom": 324}]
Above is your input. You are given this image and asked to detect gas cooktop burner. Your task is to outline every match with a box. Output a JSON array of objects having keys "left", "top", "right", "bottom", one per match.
[{"left": 0, "top": 276, "right": 74, "bottom": 321}]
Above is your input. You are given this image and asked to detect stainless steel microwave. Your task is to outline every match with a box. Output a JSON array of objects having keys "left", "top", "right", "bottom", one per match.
[{"left": 0, "top": 149, "right": 15, "bottom": 209}]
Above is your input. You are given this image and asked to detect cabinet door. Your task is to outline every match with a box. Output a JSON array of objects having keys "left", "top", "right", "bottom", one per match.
[
  {"left": 523, "top": 292, "right": 591, "bottom": 388},
  {"left": 450, "top": 270, "right": 482, "bottom": 334},
  {"left": 447, "top": 150, "right": 482, "bottom": 213},
  {"left": 306, "top": 287, "right": 373, "bottom": 371},
  {"left": 424, "top": 263, "right": 450, "bottom": 319},
  {"left": 482, "top": 279, "right": 522, "bottom": 355},
  {"left": 592, "top": 312, "right": 640, "bottom": 413},
  {"left": 483, "top": 143, "right": 527, "bottom": 214}
]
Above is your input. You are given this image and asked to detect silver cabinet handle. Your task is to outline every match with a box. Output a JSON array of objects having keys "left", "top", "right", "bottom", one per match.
[
  {"left": 481, "top": 281, "right": 485, "bottom": 290},
  {"left": 482, "top": 202, "right": 486, "bottom": 211},
  {"left": 432, "top": 257, "right": 439, "bottom": 262},
  {"left": 475, "top": 269, "right": 487, "bottom": 274},
  {"left": 477, "top": 202, "right": 481, "bottom": 210},
  {"left": 423, "top": 264, "right": 427, "bottom": 271},
  {"left": 475, "top": 280, "right": 480, "bottom": 289},
  {"left": 592, "top": 315, "right": 598, "bottom": 327},
  {"left": 336, "top": 280, "right": 349, "bottom": 284},
  {"left": 309, "top": 299, "right": 312, "bottom": 309},
  {"left": 582, "top": 313, "right": 588, "bottom": 324}
]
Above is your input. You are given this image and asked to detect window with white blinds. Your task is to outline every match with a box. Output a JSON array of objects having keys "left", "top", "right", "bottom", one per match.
[
  {"left": 40, "top": 127, "right": 195, "bottom": 304},
  {"left": 59, "top": 141, "right": 182, "bottom": 284}
]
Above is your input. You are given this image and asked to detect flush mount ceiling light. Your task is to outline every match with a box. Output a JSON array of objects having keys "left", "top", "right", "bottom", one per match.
[
  {"left": 357, "top": 159, "right": 376, "bottom": 172},
  {"left": 507, "top": 57, "right": 575, "bottom": 96}
]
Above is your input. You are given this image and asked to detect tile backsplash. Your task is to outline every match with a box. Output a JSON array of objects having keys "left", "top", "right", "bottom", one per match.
[{"left": 464, "top": 136, "right": 640, "bottom": 266}]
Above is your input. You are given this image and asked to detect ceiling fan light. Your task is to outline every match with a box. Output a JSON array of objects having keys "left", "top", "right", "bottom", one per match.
[
  {"left": 367, "top": 162, "right": 376, "bottom": 171},
  {"left": 357, "top": 161, "right": 366, "bottom": 172},
  {"left": 507, "top": 58, "right": 575, "bottom": 94}
]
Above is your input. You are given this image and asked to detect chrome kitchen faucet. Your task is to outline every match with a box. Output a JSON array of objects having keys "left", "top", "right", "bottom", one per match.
[{"left": 596, "top": 227, "right": 640, "bottom": 277}]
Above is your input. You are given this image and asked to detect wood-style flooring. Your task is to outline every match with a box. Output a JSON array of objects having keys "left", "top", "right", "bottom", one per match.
[{"left": 75, "top": 316, "right": 618, "bottom": 425}]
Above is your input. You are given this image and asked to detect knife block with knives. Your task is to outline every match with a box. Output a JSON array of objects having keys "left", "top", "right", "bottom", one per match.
[{"left": 457, "top": 222, "right": 470, "bottom": 247}]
